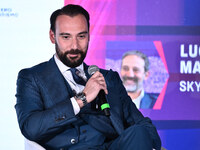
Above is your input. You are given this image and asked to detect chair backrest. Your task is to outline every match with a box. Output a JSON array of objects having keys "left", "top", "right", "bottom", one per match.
[{"left": 24, "top": 138, "right": 46, "bottom": 150}]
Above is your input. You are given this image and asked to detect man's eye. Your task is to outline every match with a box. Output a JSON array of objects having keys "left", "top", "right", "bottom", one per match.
[
  {"left": 63, "top": 36, "right": 69, "bottom": 39},
  {"left": 78, "top": 34, "right": 86, "bottom": 39},
  {"left": 133, "top": 68, "right": 139, "bottom": 72},
  {"left": 123, "top": 66, "right": 129, "bottom": 71}
]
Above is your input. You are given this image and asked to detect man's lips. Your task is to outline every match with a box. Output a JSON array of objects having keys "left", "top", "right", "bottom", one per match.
[
  {"left": 125, "top": 79, "right": 136, "bottom": 85},
  {"left": 68, "top": 53, "right": 79, "bottom": 58}
]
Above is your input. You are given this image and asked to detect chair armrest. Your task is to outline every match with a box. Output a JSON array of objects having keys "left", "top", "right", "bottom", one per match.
[{"left": 24, "top": 138, "right": 46, "bottom": 150}]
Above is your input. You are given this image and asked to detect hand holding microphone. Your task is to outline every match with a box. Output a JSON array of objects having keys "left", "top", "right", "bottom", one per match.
[
  {"left": 83, "top": 65, "right": 110, "bottom": 116},
  {"left": 82, "top": 66, "right": 107, "bottom": 100}
]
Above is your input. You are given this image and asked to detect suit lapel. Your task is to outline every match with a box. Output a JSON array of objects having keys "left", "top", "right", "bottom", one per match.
[
  {"left": 37, "top": 57, "right": 74, "bottom": 106},
  {"left": 109, "top": 111, "right": 124, "bottom": 135},
  {"left": 83, "top": 63, "right": 90, "bottom": 79},
  {"left": 108, "top": 90, "right": 124, "bottom": 135},
  {"left": 140, "top": 93, "right": 152, "bottom": 109},
  {"left": 100, "top": 69, "right": 124, "bottom": 135}
]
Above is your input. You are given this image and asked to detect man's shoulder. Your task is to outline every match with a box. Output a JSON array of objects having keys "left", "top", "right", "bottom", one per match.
[
  {"left": 99, "top": 68, "right": 118, "bottom": 76},
  {"left": 18, "top": 57, "right": 54, "bottom": 76},
  {"left": 140, "top": 92, "right": 159, "bottom": 109},
  {"left": 144, "top": 92, "right": 159, "bottom": 100}
]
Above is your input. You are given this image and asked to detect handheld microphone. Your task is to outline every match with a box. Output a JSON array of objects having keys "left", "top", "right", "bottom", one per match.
[{"left": 88, "top": 65, "right": 110, "bottom": 116}]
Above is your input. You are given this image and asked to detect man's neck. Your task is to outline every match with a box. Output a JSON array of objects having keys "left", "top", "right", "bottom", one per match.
[{"left": 128, "top": 90, "right": 142, "bottom": 100}]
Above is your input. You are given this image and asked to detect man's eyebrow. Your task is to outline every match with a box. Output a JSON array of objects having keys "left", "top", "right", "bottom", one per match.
[
  {"left": 78, "top": 31, "right": 88, "bottom": 35},
  {"left": 59, "top": 33, "right": 70, "bottom": 36},
  {"left": 59, "top": 31, "right": 88, "bottom": 36}
]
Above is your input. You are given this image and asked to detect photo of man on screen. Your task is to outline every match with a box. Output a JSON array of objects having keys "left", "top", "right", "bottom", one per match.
[{"left": 120, "top": 50, "right": 159, "bottom": 109}]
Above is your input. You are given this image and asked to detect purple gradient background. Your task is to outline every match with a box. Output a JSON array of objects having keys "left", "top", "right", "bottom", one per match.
[
  {"left": 65, "top": 0, "right": 200, "bottom": 120},
  {"left": 65, "top": 0, "right": 200, "bottom": 149}
]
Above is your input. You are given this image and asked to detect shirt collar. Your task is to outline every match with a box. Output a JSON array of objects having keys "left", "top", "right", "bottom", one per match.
[
  {"left": 132, "top": 89, "right": 145, "bottom": 109},
  {"left": 54, "top": 54, "right": 84, "bottom": 73},
  {"left": 136, "top": 89, "right": 145, "bottom": 101}
]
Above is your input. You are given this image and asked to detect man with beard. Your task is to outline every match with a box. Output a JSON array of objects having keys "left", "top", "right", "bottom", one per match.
[
  {"left": 15, "top": 4, "right": 161, "bottom": 150},
  {"left": 120, "top": 50, "right": 159, "bottom": 109}
]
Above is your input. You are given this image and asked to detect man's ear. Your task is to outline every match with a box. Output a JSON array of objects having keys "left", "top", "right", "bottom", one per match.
[
  {"left": 49, "top": 30, "right": 55, "bottom": 44},
  {"left": 144, "top": 71, "right": 150, "bottom": 80}
]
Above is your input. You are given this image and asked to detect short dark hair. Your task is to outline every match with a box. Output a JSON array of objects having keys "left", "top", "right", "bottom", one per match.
[
  {"left": 122, "top": 50, "right": 150, "bottom": 72},
  {"left": 50, "top": 4, "right": 90, "bottom": 33}
]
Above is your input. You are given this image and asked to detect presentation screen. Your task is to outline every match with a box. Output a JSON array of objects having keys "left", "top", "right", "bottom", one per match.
[{"left": 64, "top": 0, "right": 200, "bottom": 122}]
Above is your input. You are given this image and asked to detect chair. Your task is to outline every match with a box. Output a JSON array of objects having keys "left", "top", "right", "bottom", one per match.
[
  {"left": 24, "top": 138, "right": 46, "bottom": 150},
  {"left": 24, "top": 138, "right": 167, "bottom": 150}
]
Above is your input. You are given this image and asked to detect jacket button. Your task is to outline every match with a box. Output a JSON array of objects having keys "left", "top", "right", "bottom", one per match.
[{"left": 71, "top": 139, "right": 76, "bottom": 144}]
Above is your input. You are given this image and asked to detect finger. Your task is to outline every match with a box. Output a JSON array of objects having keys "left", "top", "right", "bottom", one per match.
[
  {"left": 90, "top": 71, "right": 100, "bottom": 78},
  {"left": 98, "top": 81, "right": 108, "bottom": 93},
  {"left": 104, "top": 89, "right": 108, "bottom": 95},
  {"left": 101, "top": 85, "right": 108, "bottom": 94},
  {"left": 97, "top": 79, "right": 107, "bottom": 87},
  {"left": 91, "top": 71, "right": 104, "bottom": 78}
]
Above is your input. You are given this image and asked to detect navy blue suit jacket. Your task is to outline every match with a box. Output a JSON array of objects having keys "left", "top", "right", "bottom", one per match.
[
  {"left": 15, "top": 57, "right": 161, "bottom": 149},
  {"left": 140, "top": 92, "right": 159, "bottom": 109}
]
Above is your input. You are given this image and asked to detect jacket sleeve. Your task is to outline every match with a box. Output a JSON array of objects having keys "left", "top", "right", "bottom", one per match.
[
  {"left": 113, "top": 71, "right": 162, "bottom": 149},
  {"left": 15, "top": 69, "right": 78, "bottom": 142}
]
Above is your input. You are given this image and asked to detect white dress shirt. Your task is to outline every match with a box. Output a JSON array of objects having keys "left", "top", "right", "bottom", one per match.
[
  {"left": 131, "top": 90, "right": 144, "bottom": 109},
  {"left": 54, "top": 54, "right": 87, "bottom": 115}
]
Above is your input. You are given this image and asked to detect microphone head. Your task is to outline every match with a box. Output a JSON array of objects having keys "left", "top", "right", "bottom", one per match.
[{"left": 88, "top": 65, "right": 99, "bottom": 75}]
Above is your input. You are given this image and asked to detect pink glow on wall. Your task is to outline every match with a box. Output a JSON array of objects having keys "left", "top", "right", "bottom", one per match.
[
  {"left": 154, "top": 41, "right": 169, "bottom": 73},
  {"left": 64, "top": 0, "right": 116, "bottom": 68},
  {"left": 153, "top": 41, "right": 169, "bottom": 109},
  {"left": 153, "top": 78, "right": 168, "bottom": 109}
]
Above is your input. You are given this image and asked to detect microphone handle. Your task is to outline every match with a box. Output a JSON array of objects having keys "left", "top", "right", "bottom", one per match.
[
  {"left": 103, "top": 108, "right": 110, "bottom": 116},
  {"left": 99, "top": 90, "right": 110, "bottom": 116}
]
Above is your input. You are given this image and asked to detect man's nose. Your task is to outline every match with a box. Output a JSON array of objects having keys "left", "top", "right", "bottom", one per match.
[
  {"left": 71, "top": 38, "right": 79, "bottom": 49},
  {"left": 127, "top": 69, "right": 135, "bottom": 77}
]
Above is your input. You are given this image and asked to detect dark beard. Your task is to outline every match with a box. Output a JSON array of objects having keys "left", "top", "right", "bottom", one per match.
[{"left": 55, "top": 43, "right": 87, "bottom": 68}]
